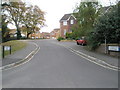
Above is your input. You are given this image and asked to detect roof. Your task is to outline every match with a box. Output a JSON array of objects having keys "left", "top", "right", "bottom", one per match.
[
  {"left": 54, "top": 28, "right": 60, "bottom": 31},
  {"left": 100, "top": 6, "right": 114, "bottom": 14},
  {"left": 60, "top": 14, "right": 74, "bottom": 21}
]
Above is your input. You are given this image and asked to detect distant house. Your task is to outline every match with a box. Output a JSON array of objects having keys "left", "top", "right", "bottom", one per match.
[
  {"left": 29, "top": 31, "right": 41, "bottom": 39},
  {"left": 40, "top": 32, "right": 50, "bottom": 39},
  {"left": 60, "top": 13, "right": 77, "bottom": 38},
  {"left": 50, "top": 28, "right": 60, "bottom": 39},
  {"left": 20, "top": 26, "right": 41, "bottom": 39}
]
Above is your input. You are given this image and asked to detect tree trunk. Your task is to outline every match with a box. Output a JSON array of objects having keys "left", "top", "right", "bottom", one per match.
[
  {"left": 16, "top": 28, "right": 21, "bottom": 40},
  {"left": 27, "top": 32, "right": 32, "bottom": 39},
  {"left": 15, "top": 24, "right": 21, "bottom": 40}
]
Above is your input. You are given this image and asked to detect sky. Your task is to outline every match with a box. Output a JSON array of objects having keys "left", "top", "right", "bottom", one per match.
[
  {"left": 8, "top": 0, "right": 117, "bottom": 33},
  {"left": 25, "top": 0, "right": 81, "bottom": 33}
]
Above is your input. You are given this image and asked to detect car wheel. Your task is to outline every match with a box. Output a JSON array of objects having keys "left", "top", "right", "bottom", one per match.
[
  {"left": 77, "top": 42, "right": 79, "bottom": 45},
  {"left": 81, "top": 43, "right": 84, "bottom": 46}
]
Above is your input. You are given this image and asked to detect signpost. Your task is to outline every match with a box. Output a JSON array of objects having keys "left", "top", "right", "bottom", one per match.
[
  {"left": 2, "top": 45, "right": 11, "bottom": 58},
  {"left": 108, "top": 45, "right": 120, "bottom": 55},
  {"left": 108, "top": 46, "right": 120, "bottom": 51}
]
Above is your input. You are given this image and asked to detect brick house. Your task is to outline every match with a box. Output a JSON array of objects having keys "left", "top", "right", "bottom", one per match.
[
  {"left": 50, "top": 28, "right": 60, "bottom": 39},
  {"left": 29, "top": 31, "right": 41, "bottom": 39},
  {"left": 20, "top": 26, "right": 41, "bottom": 39},
  {"left": 40, "top": 32, "right": 50, "bottom": 39},
  {"left": 60, "top": 13, "right": 77, "bottom": 38}
]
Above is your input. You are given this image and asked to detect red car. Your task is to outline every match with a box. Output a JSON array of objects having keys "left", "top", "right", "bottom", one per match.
[{"left": 76, "top": 38, "right": 87, "bottom": 46}]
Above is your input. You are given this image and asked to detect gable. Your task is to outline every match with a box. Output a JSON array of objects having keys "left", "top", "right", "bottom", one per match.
[{"left": 60, "top": 14, "right": 76, "bottom": 22}]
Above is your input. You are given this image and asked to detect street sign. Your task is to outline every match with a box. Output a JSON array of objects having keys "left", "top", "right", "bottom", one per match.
[
  {"left": 4, "top": 46, "right": 11, "bottom": 51},
  {"left": 2, "top": 45, "right": 12, "bottom": 58},
  {"left": 108, "top": 46, "right": 120, "bottom": 51}
]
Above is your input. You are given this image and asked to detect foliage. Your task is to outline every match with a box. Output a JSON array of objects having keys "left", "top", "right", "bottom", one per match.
[
  {"left": 22, "top": 5, "right": 45, "bottom": 38},
  {"left": 2, "top": 1, "right": 45, "bottom": 40},
  {"left": 66, "top": 33, "right": 73, "bottom": 39},
  {"left": 57, "top": 37, "right": 65, "bottom": 41},
  {"left": 86, "top": 31, "right": 100, "bottom": 50},
  {"left": 93, "top": 2, "right": 120, "bottom": 44},
  {"left": 2, "top": 15, "right": 10, "bottom": 42},
  {"left": 5, "top": 1, "right": 26, "bottom": 39},
  {"left": 72, "top": 2, "right": 101, "bottom": 38}
]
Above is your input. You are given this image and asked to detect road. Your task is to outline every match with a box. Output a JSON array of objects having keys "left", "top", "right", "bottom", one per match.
[{"left": 2, "top": 39, "right": 118, "bottom": 88}]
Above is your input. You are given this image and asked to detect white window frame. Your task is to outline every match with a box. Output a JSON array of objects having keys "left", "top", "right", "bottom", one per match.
[
  {"left": 70, "top": 20, "right": 74, "bottom": 24},
  {"left": 63, "top": 21, "right": 67, "bottom": 26}
]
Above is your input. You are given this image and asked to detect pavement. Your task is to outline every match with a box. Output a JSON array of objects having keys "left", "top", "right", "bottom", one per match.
[
  {"left": 56, "top": 41, "right": 119, "bottom": 70},
  {"left": 1, "top": 40, "right": 39, "bottom": 70}
]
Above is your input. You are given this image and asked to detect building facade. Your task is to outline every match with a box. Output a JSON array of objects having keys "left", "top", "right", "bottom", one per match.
[
  {"left": 50, "top": 28, "right": 60, "bottom": 39},
  {"left": 29, "top": 31, "right": 41, "bottom": 39},
  {"left": 60, "top": 14, "right": 77, "bottom": 38},
  {"left": 40, "top": 32, "right": 50, "bottom": 39}
]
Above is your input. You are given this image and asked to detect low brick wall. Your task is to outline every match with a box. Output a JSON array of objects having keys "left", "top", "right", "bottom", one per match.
[{"left": 95, "top": 44, "right": 120, "bottom": 57}]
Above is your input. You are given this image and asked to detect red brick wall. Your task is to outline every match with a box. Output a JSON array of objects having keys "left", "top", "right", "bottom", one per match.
[{"left": 60, "top": 16, "right": 77, "bottom": 38}]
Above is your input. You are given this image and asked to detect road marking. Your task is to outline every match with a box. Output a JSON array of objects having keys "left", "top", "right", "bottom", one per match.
[
  {"left": 52, "top": 42, "right": 119, "bottom": 71},
  {"left": 70, "top": 50, "right": 118, "bottom": 71},
  {"left": 7, "top": 46, "right": 40, "bottom": 70},
  {"left": 2, "top": 42, "right": 40, "bottom": 71}
]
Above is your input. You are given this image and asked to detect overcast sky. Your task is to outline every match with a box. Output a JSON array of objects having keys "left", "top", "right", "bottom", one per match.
[{"left": 8, "top": 0, "right": 117, "bottom": 33}]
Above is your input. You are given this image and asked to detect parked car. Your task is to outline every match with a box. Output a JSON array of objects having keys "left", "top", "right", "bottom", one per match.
[{"left": 76, "top": 38, "right": 87, "bottom": 46}]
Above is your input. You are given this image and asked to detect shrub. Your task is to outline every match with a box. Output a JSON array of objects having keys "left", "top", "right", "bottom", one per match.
[{"left": 57, "top": 37, "right": 64, "bottom": 41}]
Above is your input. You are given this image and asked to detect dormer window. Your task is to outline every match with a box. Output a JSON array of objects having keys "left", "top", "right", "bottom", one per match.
[
  {"left": 63, "top": 21, "right": 67, "bottom": 26},
  {"left": 70, "top": 20, "right": 74, "bottom": 24}
]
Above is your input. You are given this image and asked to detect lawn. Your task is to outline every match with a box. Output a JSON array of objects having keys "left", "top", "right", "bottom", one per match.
[{"left": 1, "top": 40, "right": 27, "bottom": 57}]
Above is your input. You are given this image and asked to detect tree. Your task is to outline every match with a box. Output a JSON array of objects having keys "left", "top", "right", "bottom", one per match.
[
  {"left": 1, "top": 4, "right": 11, "bottom": 42},
  {"left": 72, "top": 2, "right": 101, "bottom": 37},
  {"left": 2, "top": 15, "right": 10, "bottom": 42},
  {"left": 22, "top": 5, "right": 45, "bottom": 38},
  {"left": 94, "top": 2, "right": 120, "bottom": 44},
  {"left": 5, "top": 1, "right": 26, "bottom": 39},
  {"left": 21, "top": 5, "right": 34, "bottom": 38},
  {"left": 85, "top": 1, "right": 120, "bottom": 50}
]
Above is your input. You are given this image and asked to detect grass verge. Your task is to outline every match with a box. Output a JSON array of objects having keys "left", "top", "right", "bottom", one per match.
[{"left": 1, "top": 40, "right": 27, "bottom": 57}]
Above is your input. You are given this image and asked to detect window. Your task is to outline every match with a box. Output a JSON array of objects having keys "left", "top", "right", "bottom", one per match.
[
  {"left": 70, "top": 20, "right": 74, "bottom": 24},
  {"left": 63, "top": 21, "right": 67, "bottom": 26},
  {"left": 64, "top": 29, "right": 66, "bottom": 35}
]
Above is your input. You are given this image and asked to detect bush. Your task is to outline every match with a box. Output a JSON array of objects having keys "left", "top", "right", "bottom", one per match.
[
  {"left": 57, "top": 37, "right": 64, "bottom": 41},
  {"left": 86, "top": 33, "right": 100, "bottom": 51}
]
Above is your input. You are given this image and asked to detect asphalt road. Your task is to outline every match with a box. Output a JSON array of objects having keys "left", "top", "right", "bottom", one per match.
[{"left": 2, "top": 39, "right": 118, "bottom": 88}]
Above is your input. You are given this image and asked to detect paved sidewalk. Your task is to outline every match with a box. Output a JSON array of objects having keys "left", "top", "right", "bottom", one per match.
[
  {"left": 58, "top": 41, "right": 119, "bottom": 68},
  {"left": 1, "top": 41, "right": 36, "bottom": 67}
]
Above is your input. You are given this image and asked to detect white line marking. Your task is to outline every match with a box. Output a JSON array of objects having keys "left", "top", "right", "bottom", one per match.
[
  {"left": 52, "top": 42, "right": 119, "bottom": 71},
  {"left": 2, "top": 42, "right": 40, "bottom": 71}
]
